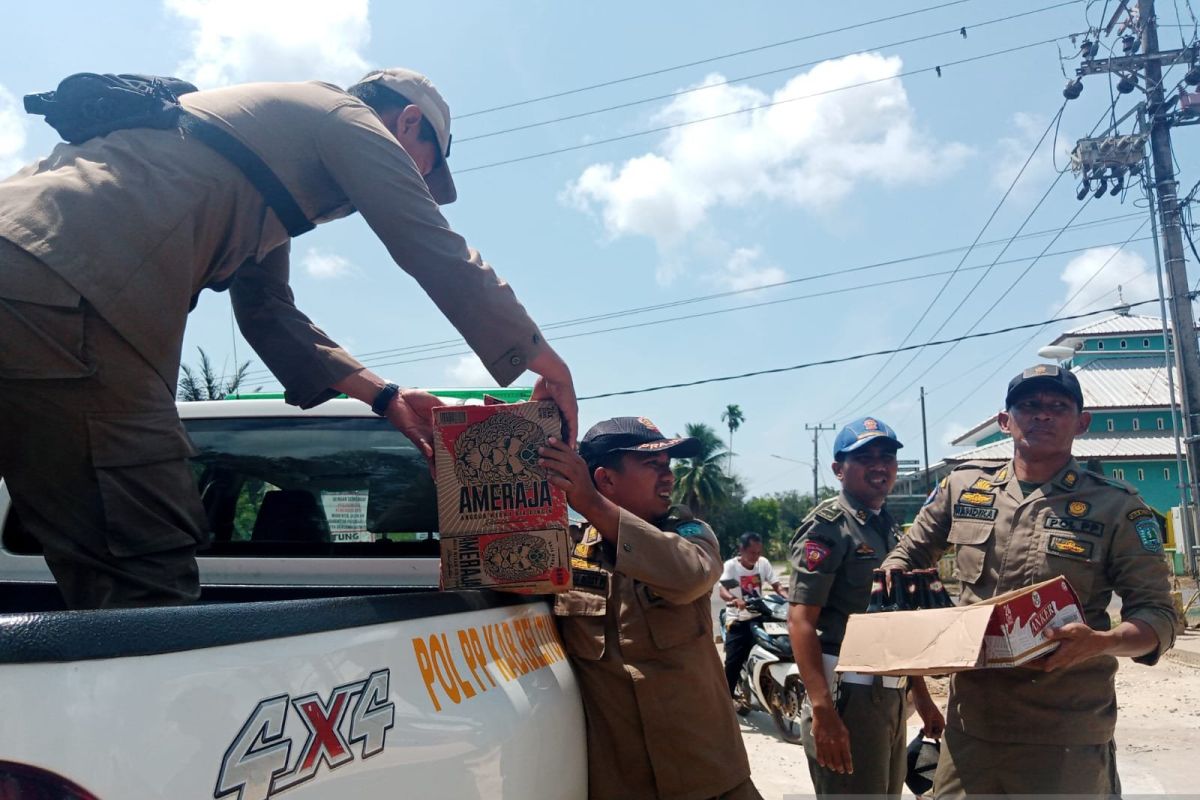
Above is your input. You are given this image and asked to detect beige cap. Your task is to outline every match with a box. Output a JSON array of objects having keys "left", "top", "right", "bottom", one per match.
[{"left": 354, "top": 67, "right": 456, "bottom": 204}]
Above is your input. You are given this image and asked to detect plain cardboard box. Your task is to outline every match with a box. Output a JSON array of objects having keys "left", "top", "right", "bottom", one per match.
[
  {"left": 433, "top": 400, "right": 569, "bottom": 536},
  {"left": 837, "top": 576, "right": 1084, "bottom": 676},
  {"left": 440, "top": 528, "right": 572, "bottom": 593}
]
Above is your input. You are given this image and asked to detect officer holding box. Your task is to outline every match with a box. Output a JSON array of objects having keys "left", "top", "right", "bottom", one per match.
[
  {"left": 787, "top": 417, "right": 943, "bottom": 797},
  {"left": 882, "top": 365, "right": 1177, "bottom": 797},
  {"left": 540, "top": 417, "right": 760, "bottom": 800}
]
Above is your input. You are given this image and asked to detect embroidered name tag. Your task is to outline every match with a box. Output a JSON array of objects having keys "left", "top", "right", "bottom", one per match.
[
  {"left": 953, "top": 504, "right": 998, "bottom": 521},
  {"left": 572, "top": 569, "right": 608, "bottom": 591}
]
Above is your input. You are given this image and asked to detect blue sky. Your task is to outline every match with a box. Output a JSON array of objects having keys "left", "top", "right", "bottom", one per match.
[{"left": 2, "top": 0, "right": 1195, "bottom": 497}]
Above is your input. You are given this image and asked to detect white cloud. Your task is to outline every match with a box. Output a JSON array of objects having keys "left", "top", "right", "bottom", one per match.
[
  {"left": 165, "top": 0, "right": 370, "bottom": 87},
  {"left": 941, "top": 421, "right": 971, "bottom": 448},
  {"left": 301, "top": 248, "right": 355, "bottom": 279},
  {"left": 718, "top": 247, "right": 787, "bottom": 291},
  {"left": 1057, "top": 246, "right": 1155, "bottom": 316},
  {"left": 445, "top": 355, "right": 496, "bottom": 387},
  {"left": 565, "top": 53, "right": 969, "bottom": 255},
  {"left": 990, "top": 111, "right": 1071, "bottom": 194},
  {"left": 0, "top": 84, "right": 28, "bottom": 179}
]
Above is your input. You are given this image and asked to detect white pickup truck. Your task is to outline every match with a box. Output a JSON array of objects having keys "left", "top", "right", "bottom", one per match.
[{"left": 0, "top": 392, "right": 586, "bottom": 800}]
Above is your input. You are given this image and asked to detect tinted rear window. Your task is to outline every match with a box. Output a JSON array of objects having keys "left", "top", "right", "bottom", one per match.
[{"left": 187, "top": 416, "right": 439, "bottom": 556}]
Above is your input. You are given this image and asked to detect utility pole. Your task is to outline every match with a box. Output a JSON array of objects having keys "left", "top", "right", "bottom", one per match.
[
  {"left": 1069, "top": 0, "right": 1200, "bottom": 573},
  {"left": 805, "top": 423, "right": 836, "bottom": 505},
  {"left": 1141, "top": 0, "right": 1200, "bottom": 573},
  {"left": 920, "top": 387, "right": 932, "bottom": 495}
]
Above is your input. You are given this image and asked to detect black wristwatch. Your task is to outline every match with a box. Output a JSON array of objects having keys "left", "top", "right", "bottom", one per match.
[{"left": 371, "top": 382, "right": 401, "bottom": 416}]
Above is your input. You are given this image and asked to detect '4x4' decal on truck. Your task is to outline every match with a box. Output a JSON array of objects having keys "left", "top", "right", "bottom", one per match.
[{"left": 214, "top": 669, "right": 395, "bottom": 800}]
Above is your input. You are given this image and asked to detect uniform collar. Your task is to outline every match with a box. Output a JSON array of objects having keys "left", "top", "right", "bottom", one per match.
[
  {"left": 987, "top": 461, "right": 1015, "bottom": 486},
  {"left": 1050, "top": 458, "right": 1084, "bottom": 492},
  {"left": 993, "top": 458, "right": 1081, "bottom": 495},
  {"left": 838, "top": 491, "right": 886, "bottom": 526}
]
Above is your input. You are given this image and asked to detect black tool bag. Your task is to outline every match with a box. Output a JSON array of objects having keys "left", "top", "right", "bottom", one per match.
[{"left": 24, "top": 73, "right": 314, "bottom": 237}]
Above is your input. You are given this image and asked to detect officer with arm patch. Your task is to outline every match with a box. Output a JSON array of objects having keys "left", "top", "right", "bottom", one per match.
[
  {"left": 786, "top": 417, "right": 943, "bottom": 798},
  {"left": 540, "top": 417, "right": 760, "bottom": 800},
  {"left": 883, "top": 365, "right": 1176, "bottom": 798}
]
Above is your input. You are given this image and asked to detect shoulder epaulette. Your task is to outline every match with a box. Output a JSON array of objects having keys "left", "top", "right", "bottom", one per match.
[
  {"left": 951, "top": 460, "right": 1006, "bottom": 473},
  {"left": 668, "top": 503, "right": 696, "bottom": 522},
  {"left": 1086, "top": 469, "right": 1139, "bottom": 494},
  {"left": 814, "top": 501, "right": 844, "bottom": 523}
]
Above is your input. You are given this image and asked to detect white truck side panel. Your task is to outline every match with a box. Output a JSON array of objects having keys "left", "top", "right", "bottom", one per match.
[{"left": 1, "top": 602, "right": 586, "bottom": 800}]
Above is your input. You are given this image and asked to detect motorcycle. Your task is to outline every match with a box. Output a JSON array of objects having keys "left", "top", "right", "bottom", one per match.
[{"left": 722, "top": 594, "right": 805, "bottom": 745}]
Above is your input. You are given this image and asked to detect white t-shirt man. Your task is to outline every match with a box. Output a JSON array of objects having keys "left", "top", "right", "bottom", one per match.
[{"left": 720, "top": 556, "right": 781, "bottom": 623}]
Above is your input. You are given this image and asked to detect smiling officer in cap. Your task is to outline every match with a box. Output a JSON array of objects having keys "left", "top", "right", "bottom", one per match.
[
  {"left": 0, "top": 67, "right": 577, "bottom": 609},
  {"left": 540, "top": 417, "right": 761, "bottom": 800},
  {"left": 787, "top": 417, "right": 944, "bottom": 798},
  {"left": 882, "top": 364, "right": 1176, "bottom": 797}
]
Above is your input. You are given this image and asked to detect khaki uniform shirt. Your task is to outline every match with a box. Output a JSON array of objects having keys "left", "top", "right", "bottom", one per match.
[
  {"left": 0, "top": 81, "right": 544, "bottom": 401},
  {"left": 883, "top": 459, "right": 1176, "bottom": 745},
  {"left": 788, "top": 492, "right": 898, "bottom": 652},
  {"left": 553, "top": 508, "right": 751, "bottom": 800}
]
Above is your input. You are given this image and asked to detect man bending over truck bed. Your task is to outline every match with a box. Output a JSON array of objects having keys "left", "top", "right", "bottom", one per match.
[
  {"left": 0, "top": 68, "right": 576, "bottom": 609},
  {"left": 540, "top": 417, "right": 760, "bottom": 800}
]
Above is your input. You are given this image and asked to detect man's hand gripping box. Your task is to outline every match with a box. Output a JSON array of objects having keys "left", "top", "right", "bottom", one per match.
[
  {"left": 836, "top": 576, "right": 1084, "bottom": 676},
  {"left": 433, "top": 400, "right": 571, "bottom": 593}
]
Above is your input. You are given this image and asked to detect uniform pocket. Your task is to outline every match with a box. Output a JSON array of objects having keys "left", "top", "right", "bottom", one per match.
[
  {"left": 0, "top": 297, "right": 93, "bottom": 379},
  {"left": 87, "top": 410, "right": 208, "bottom": 557},
  {"left": 636, "top": 584, "right": 706, "bottom": 650},
  {"left": 947, "top": 521, "right": 993, "bottom": 586}
]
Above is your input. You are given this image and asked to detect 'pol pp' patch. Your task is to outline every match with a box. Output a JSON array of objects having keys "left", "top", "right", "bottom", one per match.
[
  {"left": 676, "top": 521, "right": 705, "bottom": 538},
  {"left": 803, "top": 540, "right": 832, "bottom": 571}
]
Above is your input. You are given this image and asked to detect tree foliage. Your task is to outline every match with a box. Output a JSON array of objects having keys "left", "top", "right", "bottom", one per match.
[
  {"left": 669, "top": 418, "right": 844, "bottom": 564},
  {"left": 720, "top": 403, "right": 744, "bottom": 472},
  {"left": 178, "top": 347, "right": 255, "bottom": 401},
  {"left": 671, "top": 422, "right": 729, "bottom": 518}
]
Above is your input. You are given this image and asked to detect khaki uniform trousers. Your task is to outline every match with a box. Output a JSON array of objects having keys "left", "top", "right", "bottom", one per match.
[
  {"left": 0, "top": 296, "right": 206, "bottom": 609},
  {"left": 934, "top": 726, "right": 1120, "bottom": 799},
  {"left": 800, "top": 680, "right": 907, "bottom": 797}
]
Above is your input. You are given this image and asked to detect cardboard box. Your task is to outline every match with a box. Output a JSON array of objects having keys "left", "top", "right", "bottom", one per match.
[
  {"left": 836, "top": 576, "right": 1084, "bottom": 676},
  {"left": 440, "top": 528, "right": 572, "bottom": 593},
  {"left": 433, "top": 400, "right": 569, "bottom": 536}
]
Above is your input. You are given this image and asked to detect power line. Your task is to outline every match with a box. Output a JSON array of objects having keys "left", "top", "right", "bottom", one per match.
[
  {"left": 243, "top": 231, "right": 1152, "bottom": 391},
  {"left": 242, "top": 213, "right": 1144, "bottom": 382},
  {"left": 456, "top": 36, "right": 1072, "bottom": 176},
  {"left": 823, "top": 102, "right": 1067, "bottom": 422},
  {"left": 361, "top": 239, "right": 1154, "bottom": 369},
  {"left": 906, "top": 56, "right": 1194, "bottom": 425},
  {"left": 849, "top": 194, "right": 1095, "bottom": 422},
  {"left": 246, "top": 234, "right": 1155, "bottom": 391},
  {"left": 575, "top": 295, "right": 1193, "bottom": 400},
  {"left": 927, "top": 217, "right": 1151, "bottom": 427},
  {"left": 458, "top": 2, "right": 1082, "bottom": 144},
  {"left": 829, "top": 58, "right": 1176, "bottom": 422},
  {"left": 456, "top": 0, "right": 987, "bottom": 119}
]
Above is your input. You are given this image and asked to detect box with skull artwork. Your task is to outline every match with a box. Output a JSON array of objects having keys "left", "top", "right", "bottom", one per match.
[{"left": 433, "top": 399, "right": 572, "bottom": 592}]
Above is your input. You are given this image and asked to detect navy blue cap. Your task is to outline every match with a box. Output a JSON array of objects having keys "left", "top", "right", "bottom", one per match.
[
  {"left": 1005, "top": 364, "right": 1085, "bottom": 410},
  {"left": 579, "top": 417, "right": 702, "bottom": 466},
  {"left": 833, "top": 417, "right": 903, "bottom": 459}
]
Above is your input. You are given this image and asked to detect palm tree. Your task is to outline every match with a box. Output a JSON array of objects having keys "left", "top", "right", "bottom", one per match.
[
  {"left": 672, "top": 422, "right": 730, "bottom": 517},
  {"left": 178, "top": 347, "right": 255, "bottom": 401},
  {"left": 720, "top": 404, "right": 744, "bottom": 472}
]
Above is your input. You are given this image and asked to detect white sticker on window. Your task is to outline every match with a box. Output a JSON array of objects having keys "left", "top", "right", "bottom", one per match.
[{"left": 321, "top": 490, "right": 372, "bottom": 542}]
